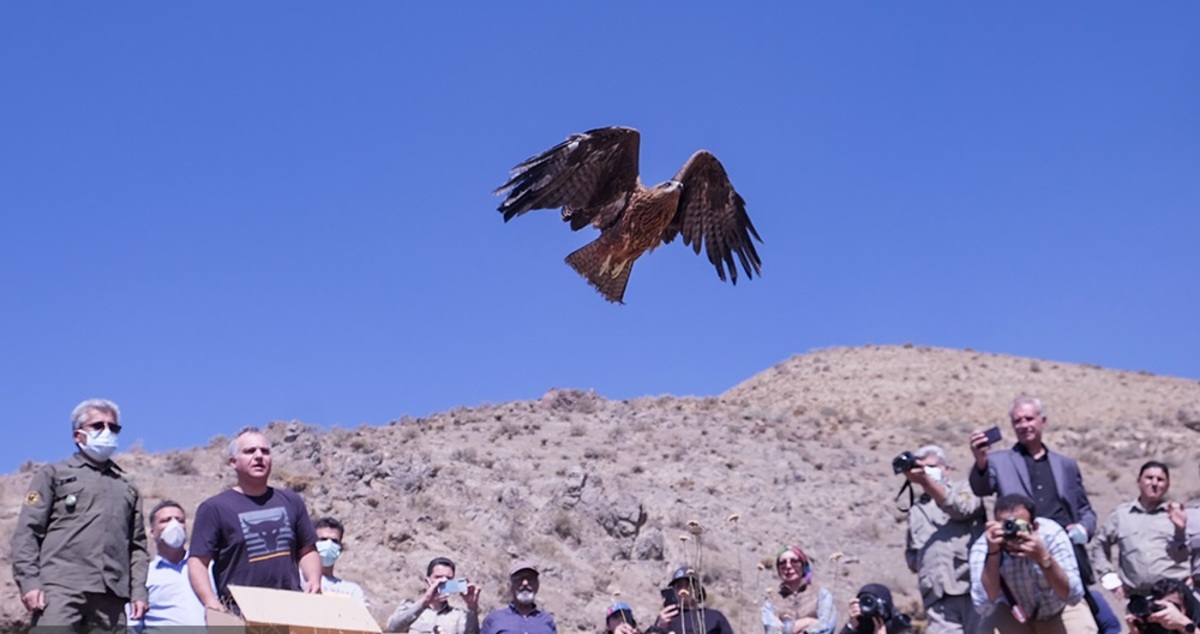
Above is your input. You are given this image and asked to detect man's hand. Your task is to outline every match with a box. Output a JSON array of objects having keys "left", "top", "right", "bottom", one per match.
[
  {"left": 613, "top": 623, "right": 638, "bottom": 634},
  {"left": 656, "top": 604, "right": 680, "bottom": 629},
  {"left": 983, "top": 521, "right": 1006, "bottom": 550},
  {"left": 304, "top": 576, "right": 322, "bottom": 594},
  {"left": 846, "top": 599, "right": 861, "bottom": 629},
  {"left": 464, "top": 580, "right": 481, "bottom": 613},
  {"left": 21, "top": 589, "right": 45, "bottom": 613},
  {"left": 1006, "top": 530, "right": 1049, "bottom": 562},
  {"left": 129, "top": 600, "right": 148, "bottom": 620},
  {"left": 1147, "top": 600, "right": 1194, "bottom": 632},
  {"left": 421, "top": 578, "right": 443, "bottom": 608},
  {"left": 204, "top": 599, "right": 226, "bottom": 612},
  {"left": 1170, "top": 503, "right": 1188, "bottom": 532},
  {"left": 969, "top": 430, "right": 991, "bottom": 471},
  {"left": 904, "top": 465, "right": 929, "bottom": 485}
]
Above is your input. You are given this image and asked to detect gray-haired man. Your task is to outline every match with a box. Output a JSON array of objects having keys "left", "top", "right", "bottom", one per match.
[
  {"left": 904, "top": 445, "right": 985, "bottom": 634},
  {"left": 10, "top": 398, "right": 150, "bottom": 629}
]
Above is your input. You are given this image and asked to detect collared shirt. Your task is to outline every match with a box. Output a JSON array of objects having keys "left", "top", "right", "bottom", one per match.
[
  {"left": 1021, "top": 449, "right": 1070, "bottom": 529},
  {"left": 969, "top": 517, "right": 1084, "bottom": 620},
  {"left": 1091, "top": 499, "right": 1189, "bottom": 592},
  {"left": 322, "top": 574, "right": 369, "bottom": 608},
  {"left": 480, "top": 604, "right": 557, "bottom": 634},
  {"left": 1181, "top": 507, "right": 1200, "bottom": 580},
  {"left": 906, "top": 479, "right": 985, "bottom": 603},
  {"left": 10, "top": 452, "right": 150, "bottom": 602},
  {"left": 130, "top": 554, "right": 207, "bottom": 631},
  {"left": 388, "top": 600, "right": 476, "bottom": 634}
]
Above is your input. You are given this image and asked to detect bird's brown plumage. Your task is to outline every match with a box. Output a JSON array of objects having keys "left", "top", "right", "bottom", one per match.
[{"left": 495, "top": 126, "right": 762, "bottom": 303}]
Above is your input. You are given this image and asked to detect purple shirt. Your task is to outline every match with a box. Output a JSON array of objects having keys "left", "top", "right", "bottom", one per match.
[
  {"left": 191, "top": 487, "right": 317, "bottom": 604},
  {"left": 481, "top": 604, "right": 557, "bottom": 634}
]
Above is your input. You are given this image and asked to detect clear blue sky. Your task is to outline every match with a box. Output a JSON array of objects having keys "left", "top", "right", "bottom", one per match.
[{"left": 2, "top": 4, "right": 1197, "bottom": 474}]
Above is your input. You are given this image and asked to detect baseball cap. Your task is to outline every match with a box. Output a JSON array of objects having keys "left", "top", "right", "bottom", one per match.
[
  {"left": 509, "top": 562, "right": 539, "bottom": 577},
  {"left": 670, "top": 566, "right": 699, "bottom": 583},
  {"left": 606, "top": 602, "right": 635, "bottom": 619}
]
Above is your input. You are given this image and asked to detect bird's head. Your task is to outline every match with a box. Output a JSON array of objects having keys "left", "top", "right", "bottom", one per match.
[{"left": 656, "top": 180, "right": 684, "bottom": 192}]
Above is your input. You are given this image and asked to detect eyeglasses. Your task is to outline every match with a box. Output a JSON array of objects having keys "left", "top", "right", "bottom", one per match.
[{"left": 82, "top": 421, "right": 122, "bottom": 434}]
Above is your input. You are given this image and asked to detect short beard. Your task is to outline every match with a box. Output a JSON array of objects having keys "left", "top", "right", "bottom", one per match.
[{"left": 515, "top": 590, "right": 536, "bottom": 605}]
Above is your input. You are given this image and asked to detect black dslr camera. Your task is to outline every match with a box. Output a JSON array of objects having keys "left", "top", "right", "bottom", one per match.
[
  {"left": 1128, "top": 594, "right": 1170, "bottom": 634},
  {"left": 892, "top": 451, "right": 918, "bottom": 474},
  {"left": 858, "top": 593, "right": 887, "bottom": 620},
  {"left": 1002, "top": 518, "right": 1031, "bottom": 539}
]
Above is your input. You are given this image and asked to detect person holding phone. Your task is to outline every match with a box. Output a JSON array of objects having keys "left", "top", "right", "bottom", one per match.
[
  {"left": 605, "top": 602, "right": 640, "bottom": 634},
  {"left": 651, "top": 566, "right": 733, "bottom": 634},
  {"left": 968, "top": 396, "right": 1096, "bottom": 551},
  {"left": 387, "top": 557, "right": 481, "bottom": 634},
  {"left": 761, "top": 546, "right": 837, "bottom": 634}
]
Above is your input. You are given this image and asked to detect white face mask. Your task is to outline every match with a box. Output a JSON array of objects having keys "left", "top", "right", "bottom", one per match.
[
  {"left": 79, "top": 428, "right": 119, "bottom": 462},
  {"left": 923, "top": 466, "right": 944, "bottom": 483},
  {"left": 316, "top": 539, "right": 342, "bottom": 567},
  {"left": 160, "top": 519, "right": 187, "bottom": 549}
]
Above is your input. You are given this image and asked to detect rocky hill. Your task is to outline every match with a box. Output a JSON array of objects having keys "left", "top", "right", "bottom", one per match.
[{"left": 2, "top": 345, "right": 1199, "bottom": 633}]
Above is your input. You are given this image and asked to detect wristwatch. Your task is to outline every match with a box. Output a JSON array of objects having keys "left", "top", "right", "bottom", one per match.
[
  {"left": 1038, "top": 556, "right": 1053, "bottom": 570},
  {"left": 1184, "top": 622, "right": 1195, "bottom": 634}
]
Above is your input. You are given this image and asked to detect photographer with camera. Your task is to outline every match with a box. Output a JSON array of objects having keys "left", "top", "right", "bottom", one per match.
[
  {"left": 1124, "top": 578, "right": 1198, "bottom": 634},
  {"left": 839, "top": 583, "right": 911, "bottom": 634},
  {"left": 969, "top": 494, "right": 1095, "bottom": 634},
  {"left": 901, "top": 445, "right": 985, "bottom": 634}
]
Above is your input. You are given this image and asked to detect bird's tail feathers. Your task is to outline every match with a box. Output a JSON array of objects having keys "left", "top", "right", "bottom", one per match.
[{"left": 564, "top": 239, "right": 633, "bottom": 304}]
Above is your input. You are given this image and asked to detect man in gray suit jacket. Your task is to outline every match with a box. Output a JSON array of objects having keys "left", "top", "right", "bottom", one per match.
[{"left": 968, "top": 395, "right": 1096, "bottom": 544}]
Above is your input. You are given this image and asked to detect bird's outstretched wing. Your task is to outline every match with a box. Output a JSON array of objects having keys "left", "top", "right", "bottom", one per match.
[
  {"left": 663, "top": 150, "right": 762, "bottom": 283},
  {"left": 495, "top": 126, "right": 642, "bottom": 231}
]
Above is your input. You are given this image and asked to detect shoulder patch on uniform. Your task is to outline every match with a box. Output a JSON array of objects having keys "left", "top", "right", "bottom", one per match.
[{"left": 24, "top": 491, "right": 40, "bottom": 505}]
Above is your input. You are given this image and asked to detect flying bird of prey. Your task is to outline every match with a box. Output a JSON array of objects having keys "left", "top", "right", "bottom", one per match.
[{"left": 494, "top": 126, "right": 762, "bottom": 303}]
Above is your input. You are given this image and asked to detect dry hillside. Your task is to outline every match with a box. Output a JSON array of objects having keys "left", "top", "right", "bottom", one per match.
[{"left": 2, "top": 345, "right": 1199, "bottom": 633}]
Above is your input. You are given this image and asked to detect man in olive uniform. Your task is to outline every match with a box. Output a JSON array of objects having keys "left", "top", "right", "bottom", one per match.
[{"left": 10, "top": 398, "right": 150, "bottom": 629}]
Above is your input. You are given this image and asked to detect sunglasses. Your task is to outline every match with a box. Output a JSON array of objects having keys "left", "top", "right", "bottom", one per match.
[
  {"left": 777, "top": 559, "right": 804, "bottom": 568},
  {"left": 81, "top": 421, "right": 122, "bottom": 434},
  {"left": 1011, "top": 415, "right": 1039, "bottom": 424}
]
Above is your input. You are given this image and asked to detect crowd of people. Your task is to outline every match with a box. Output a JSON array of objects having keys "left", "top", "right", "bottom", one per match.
[{"left": 10, "top": 396, "right": 1200, "bottom": 634}]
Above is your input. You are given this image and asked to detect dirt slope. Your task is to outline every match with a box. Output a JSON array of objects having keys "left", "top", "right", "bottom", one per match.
[{"left": 2, "top": 345, "right": 1198, "bottom": 633}]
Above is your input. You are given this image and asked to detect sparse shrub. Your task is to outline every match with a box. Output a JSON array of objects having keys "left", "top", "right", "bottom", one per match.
[
  {"left": 279, "top": 473, "right": 313, "bottom": 493},
  {"left": 569, "top": 422, "right": 586, "bottom": 437},
  {"left": 552, "top": 511, "right": 579, "bottom": 542},
  {"left": 451, "top": 447, "right": 479, "bottom": 465},
  {"left": 164, "top": 452, "right": 198, "bottom": 476}
]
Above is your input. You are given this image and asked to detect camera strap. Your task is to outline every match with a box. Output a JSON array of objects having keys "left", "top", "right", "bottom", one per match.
[
  {"left": 999, "top": 576, "right": 1029, "bottom": 624},
  {"left": 894, "top": 480, "right": 915, "bottom": 512}
]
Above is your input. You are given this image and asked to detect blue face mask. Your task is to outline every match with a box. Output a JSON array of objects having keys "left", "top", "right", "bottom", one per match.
[
  {"left": 79, "top": 428, "right": 119, "bottom": 462},
  {"left": 316, "top": 539, "right": 342, "bottom": 567}
]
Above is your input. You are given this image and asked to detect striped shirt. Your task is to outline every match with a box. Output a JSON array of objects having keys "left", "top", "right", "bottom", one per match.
[{"left": 969, "top": 517, "right": 1084, "bottom": 620}]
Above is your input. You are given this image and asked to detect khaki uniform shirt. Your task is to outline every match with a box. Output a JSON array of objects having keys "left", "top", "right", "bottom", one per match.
[
  {"left": 387, "top": 600, "right": 476, "bottom": 634},
  {"left": 905, "top": 479, "right": 985, "bottom": 603},
  {"left": 10, "top": 452, "right": 150, "bottom": 602},
  {"left": 1091, "top": 499, "right": 1189, "bottom": 592}
]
